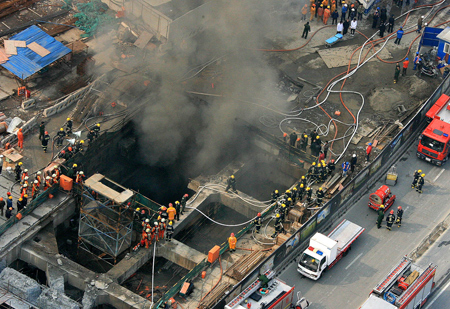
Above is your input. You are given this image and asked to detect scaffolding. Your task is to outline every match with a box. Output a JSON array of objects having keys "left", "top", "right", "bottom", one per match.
[{"left": 78, "top": 174, "right": 135, "bottom": 264}]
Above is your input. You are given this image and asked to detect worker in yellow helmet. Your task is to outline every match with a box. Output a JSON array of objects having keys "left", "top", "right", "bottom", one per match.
[
  {"left": 225, "top": 175, "right": 237, "bottom": 193},
  {"left": 65, "top": 117, "right": 73, "bottom": 136},
  {"left": 412, "top": 169, "right": 422, "bottom": 188},
  {"left": 415, "top": 174, "right": 425, "bottom": 194}
]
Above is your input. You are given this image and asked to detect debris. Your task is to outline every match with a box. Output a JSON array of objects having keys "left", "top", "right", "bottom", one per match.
[{"left": 134, "top": 31, "right": 153, "bottom": 49}]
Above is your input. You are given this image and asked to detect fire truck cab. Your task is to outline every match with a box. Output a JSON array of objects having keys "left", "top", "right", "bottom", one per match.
[{"left": 417, "top": 94, "right": 450, "bottom": 166}]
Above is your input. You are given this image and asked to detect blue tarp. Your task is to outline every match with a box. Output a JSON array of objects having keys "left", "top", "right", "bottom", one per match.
[{"left": 1, "top": 25, "right": 71, "bottom": 79}]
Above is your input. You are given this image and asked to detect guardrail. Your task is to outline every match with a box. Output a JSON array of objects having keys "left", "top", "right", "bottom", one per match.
[{"left": 212, "top": 75, "right": 450, "bottom": 309}]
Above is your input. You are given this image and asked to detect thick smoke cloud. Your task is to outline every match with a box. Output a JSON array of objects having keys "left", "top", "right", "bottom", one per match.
[{"left": 135, "top": 0, "right": 287, "bottom": 174}]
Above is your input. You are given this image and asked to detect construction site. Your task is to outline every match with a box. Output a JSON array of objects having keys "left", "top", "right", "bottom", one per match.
[{"left": 0, "top": 0, "right": 449, "bottom": 307}]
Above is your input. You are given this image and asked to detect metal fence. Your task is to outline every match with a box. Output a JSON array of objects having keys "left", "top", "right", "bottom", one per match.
[
  {"left": 0, "top": 185, "right": 59, "bottom": 236},
  {"left": 213, "top": 75, "right": 450, "bottom": 308}
]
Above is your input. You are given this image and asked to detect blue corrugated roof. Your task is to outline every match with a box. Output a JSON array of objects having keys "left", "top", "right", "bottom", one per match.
[{"left": 1, "top": 25, "right": 71, "bottom": 79}]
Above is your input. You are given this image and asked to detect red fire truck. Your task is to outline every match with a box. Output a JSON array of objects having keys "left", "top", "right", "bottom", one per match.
[
  {"left": 359, "top": 256, "right": 436, "bottom": 309},
  {"left": 417, "top": 93, "right": 450, "bottom": 166}
]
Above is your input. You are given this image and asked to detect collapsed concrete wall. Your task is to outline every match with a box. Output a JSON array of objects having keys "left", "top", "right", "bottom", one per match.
[{"left": 0, "top": 267, "right": 42, "bottom": 303}]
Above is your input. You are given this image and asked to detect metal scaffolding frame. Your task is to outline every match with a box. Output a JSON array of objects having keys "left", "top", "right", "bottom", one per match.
[{"left": 78, "top": 181, "right": 134, "bottom": 265}]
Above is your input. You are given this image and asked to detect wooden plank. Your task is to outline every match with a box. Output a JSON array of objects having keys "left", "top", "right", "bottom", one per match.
[
  {"left": 4, "top": 40, "right": 17, "bottom": 55},
  {"left": 2, "top": 148, "right": 23, "bottom": 162},
  {"left": 133, "top": 31, "right": 153, "bottom": 49},
  {"left": 12, "top": 40, "right": 26, "bottom": 47},
  {"left": 27, "top": 42, "right": 50, "bottom": 57}
]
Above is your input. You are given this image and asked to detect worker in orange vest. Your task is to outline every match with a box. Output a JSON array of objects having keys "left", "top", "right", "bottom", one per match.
[
  {"left": 310, "top": 4, "right": 316, "bottom": 21},
  {"left": 44, "top": 176, "right": 52, "bottom": 190},
  {"left": 21, "top": 169, "right": 28, "bottom": 183},
  {"left": 228, "top": 233, "right": 237, "bottom": 252},
  {"left": 21, "top": 183, "right": 28, "bottom": 198},
  {"left": 318, "top": 4, "right": 324, "bottom": 21},
  {"left": 17, "top": 128, "right": 24, "bottom": 150},
  {"left": 402, "top": 58, "right": 409, "bottom": 76},
  {"left": 53, "top": 167, "right": 61, "bottom": 180},
  {"left": 75, "top": 171, "right": 85, "bottom": 184},
  {"left": 36, "top": 171, "right": 42, "bottom": 187},
  {"left": 331, "top": 0, "right": 336, "bottom": 12},
  {"left": 143, "top": 229, "right": 150, "bottom": 248},
  {"left": 167, "top": 203, "right": 176, "bottom": 221},
  {"left": 32, "top": 180, "right": 39, "bottom": 199},
  {"left": 323, "top": 6, "right": 331, "bottom": 24},
  {"left": 149, "top": 225, "right": 156, "bottom": 244},
  {"left": 153, "top": 222, "right": 159, "bottom": 242},
  {"left": 159, "top": 218, "right": 166, "bottom": 239},
  {"left": 301, "top": 4, "right": 308, "bottom": 20},
  {"left": 322, "top": 0, "right": 328, "bottom": 7}
]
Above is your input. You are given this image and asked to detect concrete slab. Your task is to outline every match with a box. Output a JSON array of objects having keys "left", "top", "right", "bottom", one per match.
[
  {"left": 0, "top": 267, "right": 41, "bottom": 303},
  {"left": 37, "top": 288, "right": 81, "bottom": 309},
  {"left": 318, "top": 45, "right": 393, "bottom": 68}
]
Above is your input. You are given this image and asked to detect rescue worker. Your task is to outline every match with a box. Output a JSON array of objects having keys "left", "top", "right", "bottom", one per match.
[
  {"left": 75, "top": 171, "right": 85, "bottom": 185},
  {"left": 6, "top": 196, "right": 13, "bottom": 210},
  {"left": 149, "top": 224, "right": 156, "bottom": 244},
  {"left": 32, "top": 180, "right": 39, "bottom": 199},
  {"left": 5, "top": 207, "right": 13, "bottom": 220},
  {"left": 415, "top": 173, "right": 425, "bottom": 193},
  {"left": 376, "top": 205, "right": 385, "bottom": 229},
  {"left": 300, "top": 175, "right": 307, "bottom": 187},
  {"left": 53, "top": 166, "right": 61, "bottom": 180},
  {"left": 65, "top": 118, "right": 73, "bottom": 136},
  {"left": 42, "top": 131, "right": 50, "bottom": 153},
  {"left": 229, "top": 233, "right": 237, "bottom": 252},
  {"left": 318, "top": 4, "right": 324, "bottom": 21},
  {"left": 402, "top": 58, "right": 409, "bottom": 76},
  {"left": 300, "top": 134, "right": 308, "bottom": 151},
  {"left": 39, "top": 121, "right": 45, "bottom": 141},
  {"left": 180, "top": 194, "right": 188, "bottom": 214},
  {"left": 142, "top": 218, "right": 151, "bottom": 232},
  {"left": 0, "top": 197, "right": 4, "bottom": 216},
  {"left": 289, "top": 131, "right": 297, "bottom": 147},
  {"left": 21, "top": 169, "right": 28, "bottom": 184},
  {"left": 93, "top": 123, "right": 101, "bottom": 137},
  {"left": 302, "top": 22, "right": 311, "bottom": 40},
  {"left": 44, "top": 176, "right": 52, "bottom": 190},
  {"left": 342, "top": 161, "right": 350, "bottom": 177},
  {"left": 283, "top": 203, "right": 289, "bottom": 219},
  {"left": 316, "top": 188, "right": 324, "bottom": 206},
  {"left": 306, "top": 187, "right": 313, "bottom": 204},
  {"left": 301, "top": 4, "right": 308, "bottom": 20},
  {"left": 394, "top": 62, "right": 401, "bottom": 84},
  {"left": 143, "top": 229, "right": 150, "bottom": 248},
  {"left": 166, "top": 221, "right": 174, "bottom": 242},
  {"left": 21, "top": 183, "right": 28, "bottom": 197},
  {"left": 36, "top": 171, "right": 42, "bottom": 187},
  {"left": 298, "top": 184, "right": 305, "bottom": 201},
  {"left": 174, "top": 201, "right": 181, "bottom": 221},
  {"left": 72, "top": 163, "right": 78, "bottom": 175},
  {"left": 292, "top": 187, "right": 298, "bottom": 202},
  {"left": 320, "top": 163, "right": 327, "bottom": 181},
  {"left": 396, "top": 206, "right": 403, "bottom": 227},
  {"left": 327, "top": 159, "right": 336, "bottom": 175},
  {"left": 167, "top": 203, "right": 176, "bottom": 221},
  {"left": 159, "top": 218, "right": 166, "bottom": 239},
  {"left": 17, "top": 198, "right": 24, "bottom": 212},
  {"left": 56, "top": 128, "right": 65, "bottom": 147},
  {"left": 225, "top": 175, "right": 237, "bottom": 193},
  {"left": 74, "top": 140, "right": 85, "bottom": 154},
  {"left": 366, "top": 143, "right": 373, "bottom": 161},
  {"left": 272, "top": 214, "right": 285, "bottom": 238},
  {"left": 22, "top": 194, "right": 28, "bottom": 209},
  {"left": 283, "top": 132, "right": 288, "bottom": 142},
  {"left": 253, "top": 213, "right": 262, "bottom": 233},
  {"left": 285, "top": 189, "right": 292, "bottom": 200},
  {"left": 310, "top": 3, "right": 316, "bottom": 21},
  {"left": 87, "top": 130, "right": 96, "bottom": 145},
  {"left": 350, "top": 154, "right": 357, "bottom": 173},
  {"left": 66, "top": 147, "right": 74, "bottom": 159},
  {"left": 51, "top": 174, "right": 58, "bottom": 186},
  {"left": 153, "top": 222, "right": 160, "bottom": 242},
  {"left": 14, "top": 162, "right": 22, "bottom": 181},
  {"left": 308, "top": 162, "right": 317, "bottom": 179},
  {"left": 280, "top": 204, "right": 287, "bottom": 222},
  {"left": 17, "top": 128, "right": 24, "bottom": 150},
  {"left": 160, "top": 206, "right": 169, "bottom": 221},
  {"left": 412, "top": 169, "right": 422, "bottom": 188},
  {"left": 386, "top": 210, "right": 395, "bottom": 231},
  {"left": 394, "top": 27, "right": 404, "bottom": 45},
  {"left": 323, "top": 6, "right": 331, "bottom": 24}
]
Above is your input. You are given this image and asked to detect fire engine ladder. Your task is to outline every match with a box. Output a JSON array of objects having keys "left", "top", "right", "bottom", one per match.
[
  {"left": 373, "top": 256, "right": 412, "bottom": 295},
  {"left": 396, "top": 264, "right": 437, "bottom": 306}
]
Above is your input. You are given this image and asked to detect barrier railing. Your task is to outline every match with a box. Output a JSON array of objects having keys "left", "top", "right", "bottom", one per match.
[{"left": 212, "top": 75, "right": 450, "bottom": 308}]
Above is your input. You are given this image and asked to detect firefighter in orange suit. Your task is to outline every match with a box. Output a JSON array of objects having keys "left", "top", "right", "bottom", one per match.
[
  {"left": 143, "top": 229, "right": 150, "bottom": 248},
  {"left": 167, "top": 203, "right": 176, "bottom": 221},
  {"left": 228, "top": 233, "right": 237, "bottom": 252},
  {"left": 159, "top": 218, "right": 166, "bottom": 239}
]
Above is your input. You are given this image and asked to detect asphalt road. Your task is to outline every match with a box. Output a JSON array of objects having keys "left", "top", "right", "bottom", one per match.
[{"left": 278, "top": 139, "right": 450, "bottom": 309}]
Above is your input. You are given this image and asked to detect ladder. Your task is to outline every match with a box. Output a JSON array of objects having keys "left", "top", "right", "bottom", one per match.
[{"left": 374, "top": 256, "right": 411, "bottom": 295}]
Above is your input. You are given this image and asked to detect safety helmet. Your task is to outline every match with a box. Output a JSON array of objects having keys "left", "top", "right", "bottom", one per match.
[
  {"left": 318, "top": 163, "right": 321, "bottom": 167},
  {"left": 331, "top": 159, "right": 335, "bottom": 163},
  {"left": 421, "top": 173, "right": 425, "bottom": 177},
  {"left": 231, "top": 175, "right": 235, "bottom": 179},
  {"left": 145, "top": 219, "right": 150, "bottom": 223},
  {"left": 421, "top": 15, "right": 424, "bottom": 18},
  {"left": 184, "top": 194, "right": 189, "bottom": 197},
  {"left": 169, "top": 203, "right": 173, "bottom": 207},
  {"left": 0, "top": 198, "right": 3, "bottom": 201},
  {"left": 276, "top": 213, "right": 280, "bottom": 218},
  {"left": 154, "top": 222, "right": 158, "bottom": 226},
  {"left": 316, "top": 135, "right": 320, "bottom": 139},
  {"left": 283, "top": 132, "right": 288, "bottom": 137},
  {"left": 52, "top": 174, "right": 56, "bottom": 178},
  {"left": 302, "top": 176, "right": 305, "bottom": 179},
  {"left": 136, "top": 208, "right": 140, "bottom": 211},
  {"left": 319, "top": 187, "right": 323, "bottom": 191},
  {"left": 73, "top": 164, "right": 77, "bottom": 168},
  {"left": 293, "top": 187, "right": 297, "bottom": 191},
  {"left": 175, "top": 201, "right": 180, "bottom": 204},
  {"left": 80, "top": 140, "right": 85, "bottom": 144},
  {"left": 80, "top": 171, "right": 84, "bottom": 175},
  {"left": 288, "top": 198, "right": 292, "bottom": 201},
  {"left": 312, "top": 162, "right": 316, "bottom": 166},
  {"left": 45, "top": 131, "right": 48, "bottom": 135},
  {"left": 306, "top": 187, "right": 310, "bottom": 191},
  {"left": 320, "top": 4, "right": 323, "bottom": 6},
  {"left": 19, "top": 198, "right": 22, "bottom": 201},
  {"left": 37, "top": 171, "right": 41, "bottom": 175},
  {"left": 230, "top": 233, "right": 234, "bottom": 237},
  {"left": 60, "top": 128, "right": 64, "bottom": 131},
  {"left": 24, "top": 169, "right": 28, "bottom": 173},
  {"left": 286, "top": 190, "right": 290, "bottom": 193},
  {"left": 405, "top": 58, "right": 408, "bottom": 61},
  {"left": 34, "top": 180, "right": 38, "bottom": 184},
  {"left": 380, "top": 204, "right": 385, "bottom": 208},
  {"left": 300, "top": 184, "right": 304, "bottom": 188},
  {"left": 368, "top": 143, "right": 372, "bottom": 146},
  {"left": 257, "top": 213, "right": 261, "bottom": 217},
  {"left": 327, "top": 5, "right": 330, "bottom": 8},
  {"left": 46, "top": 176, "right": 50, "bottom": 180},
  {"left": 161, "top": 206, "right": 167, "bottom": 211},
  {"left": 418, "top": 170, "right": 422, "bottom": 173},
  {"left": 67, "top": 118, "right": 71, "bottom": 121},
  {"left": 24, "top": 176, "right": 29, "bottom": 180},
  {"left": 24, "top": 194, "right": 28, "bottom": 198},
  {"left": 146, "top": 228, "right": 150, "bottom": 233},
  {"left": 282, "top": 204, "right": 286, "bottom": 208},
  {"left": 161, "top": 218, "right": 166, "bottom": 222},
  {"left": 390, "top": 210, "right": 394, "bottom": 214},
  {"left": 7, "top": 192, "right": 10, "bottom": 196},
  {"left": 8, "top": 196, "right": 12, "bottom": 200},
  {"left": 304, "top": 134, "right": 307, "bottom": 138},
  {"left": 68, "top": 147, "right": 73, "bottom": 151},
  {"left": 23, "top": 184, "right": 27, "bottom": 187},
  {"left": 353, "top": 154, "right": 356, "bottom": 157},
  {"left": 96, "top": 123, "right": 100, "bottom": 127},
  {"left": 275, "top": 190, "right": 278, "bottom": 194},
  {"left": 18, "top": 162, "right": 23, "bottom": 166},
  {"left": 398, "top": 206, "right": 402, "bottom": 210},
  {"left": 157, "top": 216, "right": 161, "bottom": 220},
  {"left": 169, "top": 221, "right": 173, "bottom": 226}
]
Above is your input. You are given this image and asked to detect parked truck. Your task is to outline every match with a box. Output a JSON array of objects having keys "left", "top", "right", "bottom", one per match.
[
  {"left": 359, "top": 256, "right": 436, "bottom": 309},
  {"left": 417, "top": 93, "right": 450, "bottom": 165},
  {"left": 297, "top": 219, "right": 364, "bottom": 280}
]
